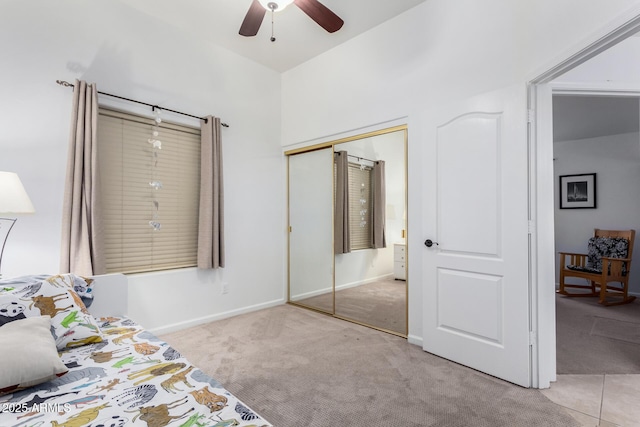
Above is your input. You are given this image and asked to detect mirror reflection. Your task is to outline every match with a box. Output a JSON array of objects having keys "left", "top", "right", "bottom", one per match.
[
  {"left": 288, "top": 148, "right": 334, "bottom": 313},
  {"left": 333, "top": 131, "right": 406, "bottom": 334},
  {"left": 287, "top": 127, "right": 407, "bottom": 336}
]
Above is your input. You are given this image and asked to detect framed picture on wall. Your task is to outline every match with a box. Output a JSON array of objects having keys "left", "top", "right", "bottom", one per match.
[{"left": 559, "top": 173, "right": 597, "bottom": 209}]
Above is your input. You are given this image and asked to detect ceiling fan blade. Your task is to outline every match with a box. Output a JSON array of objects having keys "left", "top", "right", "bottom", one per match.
[
  {"left": 294, "top": 0, "right": 344, "bottom": 33},
  {"left": 239, "top": 0, "right": 266, "bottom": 37}
]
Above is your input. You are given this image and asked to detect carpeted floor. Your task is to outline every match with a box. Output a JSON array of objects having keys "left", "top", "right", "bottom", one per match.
[
  {"left": 295, "top": 277, "right": 407, "bottom": 334},
  {"left": 161, "top": 304, "right": 579, "bottom": 427},
  {"left": 556, "top": 293, "right": 640, "bottom": 374}
]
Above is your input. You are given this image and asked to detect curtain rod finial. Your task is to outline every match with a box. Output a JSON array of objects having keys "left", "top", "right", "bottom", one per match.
[{"left": 56, "top": 80, "right": 73, "bottom": 87}]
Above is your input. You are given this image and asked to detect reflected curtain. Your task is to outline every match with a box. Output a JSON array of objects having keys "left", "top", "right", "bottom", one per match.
[
  {"left": 198, "top": 116, "right": 225, "bottom": 268},
  {"left": 60, "top": 79, "right": 104, "bottom": 275},
  {"left": 372, "top": 160, "right": 386, "bottom": 249},
  {"left": 334, "top": 151, "right": 350, "bottom": 254}
]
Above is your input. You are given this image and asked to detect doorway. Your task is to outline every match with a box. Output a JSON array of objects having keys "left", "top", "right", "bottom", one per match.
[
  {"left": 530, "top": 13, "right": 640, "bottom": 388},
  {"left": 553, "top": 93, "right": 640, "bottom": 374}
]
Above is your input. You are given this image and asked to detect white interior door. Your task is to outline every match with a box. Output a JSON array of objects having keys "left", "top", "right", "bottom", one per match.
[{"left": 422, "top": 85, "right": 531, "bottom": 387}]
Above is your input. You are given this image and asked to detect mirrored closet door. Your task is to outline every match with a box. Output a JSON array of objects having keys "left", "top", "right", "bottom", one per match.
[
  {"left": 287, "top": 126, "right": 408, "bottom": 336},
  {"left": 288, "top": 148, "right": 334, "bottom": 313}
]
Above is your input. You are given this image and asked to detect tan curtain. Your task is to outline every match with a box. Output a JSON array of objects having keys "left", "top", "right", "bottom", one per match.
[
  {"left": 198, "top": 116, "right": 225, "bottom": 268},
  {"left": 60, "top": 80, "right": 104, "bottom": 275},
  {"left": 334, "top": 151, "right": 350, "bottom": 254},
  {"left": 372, "top": 160, "right": 386, "bottom": 249}
]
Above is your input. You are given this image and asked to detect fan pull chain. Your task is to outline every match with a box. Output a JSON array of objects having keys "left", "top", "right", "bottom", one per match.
[{"left": 270, "top": 9, "right": 276, "bottom": 42}]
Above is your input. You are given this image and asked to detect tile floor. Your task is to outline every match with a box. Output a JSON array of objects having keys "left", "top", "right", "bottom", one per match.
[{"left": 541, "top": 374, "right": 640, "bottom": 426}]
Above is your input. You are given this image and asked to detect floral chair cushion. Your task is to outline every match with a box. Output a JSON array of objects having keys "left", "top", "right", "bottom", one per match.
[{"left": 567, "top": 236, "right": 629, "bottom": 275}]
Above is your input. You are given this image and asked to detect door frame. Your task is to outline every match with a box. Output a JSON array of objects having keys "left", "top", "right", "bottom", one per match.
[{"left": 528, "top": 8, "right": 640, "bottom": 388}]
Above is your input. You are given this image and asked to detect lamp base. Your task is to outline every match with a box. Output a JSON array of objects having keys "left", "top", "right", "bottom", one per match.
[{"left": 0, "top": 217, "right": 17, "bottom": 279}]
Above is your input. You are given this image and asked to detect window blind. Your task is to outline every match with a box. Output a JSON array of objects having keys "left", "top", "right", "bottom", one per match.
[
  {"left": 348, "top": 163, "right": 373, "bottom": 250},
  {"left": 97, "top": 108, "right": 201, "bottom": 274}
]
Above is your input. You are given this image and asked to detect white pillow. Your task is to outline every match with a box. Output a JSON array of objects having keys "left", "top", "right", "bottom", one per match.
[{"left": 0, "top": 316, "right": 68, "bottom": 395}]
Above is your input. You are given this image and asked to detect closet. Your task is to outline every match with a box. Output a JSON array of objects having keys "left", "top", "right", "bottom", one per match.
[{"left": 287, "top": 126, "right": 408, "bottom": 336}]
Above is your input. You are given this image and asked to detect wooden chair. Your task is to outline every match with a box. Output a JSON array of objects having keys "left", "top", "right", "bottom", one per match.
[{"left": 558, "top": 229, "right": 636, "bottom": 306}]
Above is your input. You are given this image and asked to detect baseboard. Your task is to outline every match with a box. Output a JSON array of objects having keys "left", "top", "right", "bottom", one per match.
[
  {"left": 148, "top": 298, "right": 285, "bottom": 336},
  {"left": 407, "top": 334, "right": 423, "bottom": 347},
  {"left": 335, "top": 273, "right": 394, "bottom": 292},
  {"left": 291, "top": 274, "right": 395, "bottom": 300},
  {"left": 290, "top": 287, "right": 332, "bottom": 300}
]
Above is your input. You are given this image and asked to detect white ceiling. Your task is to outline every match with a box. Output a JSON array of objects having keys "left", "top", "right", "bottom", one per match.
[
  {"left": 118, "top": 0, "right": 427, "bottom": 72},
  {"left": 113, "top": 1, "right": 640, "bottom": 141},
  {"left": 553, "top": 96, "right": 639, "bottom": 142}
]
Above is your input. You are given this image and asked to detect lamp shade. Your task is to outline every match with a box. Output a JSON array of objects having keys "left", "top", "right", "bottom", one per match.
[{"left": 0, "top": 172, "right": 35, "bottom": 214}]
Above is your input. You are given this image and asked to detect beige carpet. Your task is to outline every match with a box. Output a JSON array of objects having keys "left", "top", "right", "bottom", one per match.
[
  {"left": 161, "top": 304, "right": 579, "bottom": 427},
  {"left": 556, "top": 293, "right": 640, "bottom": 374},
  {"left": 295, "top": 277, "right": 407, "bottom": 334}
]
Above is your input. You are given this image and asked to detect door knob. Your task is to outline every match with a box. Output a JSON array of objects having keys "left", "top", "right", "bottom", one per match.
[{"left": 424, "top": 239, "right": 439, "bottom": 248}]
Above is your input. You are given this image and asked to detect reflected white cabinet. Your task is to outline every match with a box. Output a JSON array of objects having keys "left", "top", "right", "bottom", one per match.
[{"left": 394, "top": 243, "right": 406, "bottom": 280}]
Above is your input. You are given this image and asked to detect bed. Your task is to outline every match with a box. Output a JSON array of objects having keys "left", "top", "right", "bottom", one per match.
[{"left": 0, "top": 273, "right": 271, "bottom": 427}]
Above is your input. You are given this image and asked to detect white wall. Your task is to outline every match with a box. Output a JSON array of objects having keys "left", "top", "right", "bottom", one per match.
[
  {"left": 555, "top": 35, "right": 640, "bottom": 84},
  {"left": 0, "top": 0, "right": 285, "bottom": 334},
  {"left": 281, "top": 0, "right": 640, "bottom": 344},
  {"left": 554, "top": 132, "right": 640, "bottom": 294}
]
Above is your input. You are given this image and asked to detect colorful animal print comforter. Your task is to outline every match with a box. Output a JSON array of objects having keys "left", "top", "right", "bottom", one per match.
[{"left": 0, "top": 317, "right": 271, "bottom": 427}]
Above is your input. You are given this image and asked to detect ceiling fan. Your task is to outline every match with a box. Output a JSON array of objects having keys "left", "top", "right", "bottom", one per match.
[{"left": 239, "top": 0, "right": 344, "bottom": 39}]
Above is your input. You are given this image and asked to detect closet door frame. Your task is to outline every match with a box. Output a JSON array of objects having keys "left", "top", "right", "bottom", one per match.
[{"left": 286, "top": 124, "right": 409, "bottom": 337}]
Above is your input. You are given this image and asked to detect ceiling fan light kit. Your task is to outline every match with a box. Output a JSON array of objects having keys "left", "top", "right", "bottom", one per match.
[
  {"left": 258, "top": 0, "right": 294, "bottom": 12},
  {"left": 239, "top": 0, "right": 344, "bottom": 40}
]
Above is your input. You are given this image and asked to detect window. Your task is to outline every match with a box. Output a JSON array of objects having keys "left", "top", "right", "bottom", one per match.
[
  {"left": 348, "top": 162, "right": 373, "bottom": 250},
  {"left": 97, "top": 108, "right": 201, "bottom": 273}
]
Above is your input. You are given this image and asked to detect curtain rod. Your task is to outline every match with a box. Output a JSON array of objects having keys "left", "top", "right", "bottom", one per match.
[
  {"left": 56, "top": 80, "right": 229, "bottom": 128},
  {"left": 347, "top": 154, "right": 376, "bottom": 164}
]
